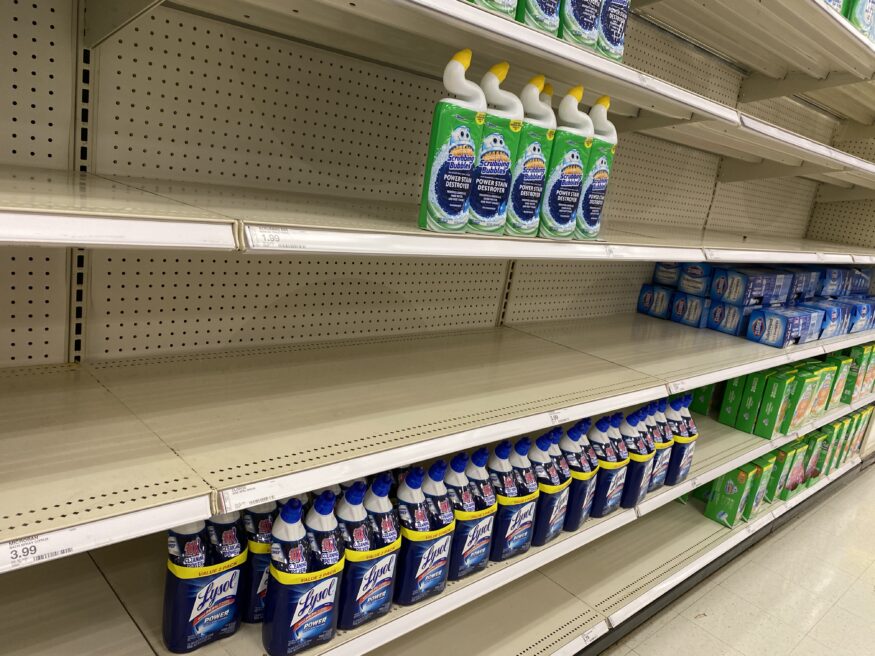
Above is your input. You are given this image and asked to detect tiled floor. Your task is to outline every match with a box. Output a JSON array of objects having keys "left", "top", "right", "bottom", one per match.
[{"left": 601, "top": 464, "right": 875, "bottom": 656}]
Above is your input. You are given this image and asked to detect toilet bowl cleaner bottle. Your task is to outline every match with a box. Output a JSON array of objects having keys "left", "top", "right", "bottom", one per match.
[
  {"left": 561, "top": 419, "right": 599, "bottom": 531},
  {"left": 549, "top": 427, "right": 572, "bottom": 480},
  {"left": 163, "top": 519, "right": 246, "bottom": 653},
  {"left": 680, "top": 393, "right": 699, "bottom": 437},
  {"left": 489, "top": 440, "right": 539, "bottom": 561},
  {"left": 336, "top": 482, "right": 400, "bottom": 630},
  {"left": 647, "top": 401, "right": 675, "bottom": 493},
  {"left": 394, "top": 467, "right": 455, "bottom": 605},
  {"left": 339, "top": 478, "right": 367, "bottom": 492},
  {"left": 423, "top": 460, "right": 456, "bottom": 528},
  {"left": 559, "top": 0, "right": 601, "bottom": 48},
  {"left": 466, "top": 447, "right": 499, "bottom": 509},
  {"left": 589, "top": 414, "right": 629, "bottom": 517},
  {"left": 516, "top": 0, "right": 561, "bottom": 35},
  {"left": 419, "top": 49, "right": 487, "bottom": 233},
  {"left": 575, "top": 96, "right": 616, "bottom": 240},
  {"left": 467, "top": 0, "right": 518, "bottom": 18},
  {"left": 468, "top": 62, "right": 524, "bottom": 235},
  {"left": 506, "top": 75, "right": 556, "bottom": 237},
  {"left": 530, "top": 433, "right": 571, "bottom": 546},
  {"left": 665, "top": 397, "right": 698, "bottom": 486},
  {"left": 446, "top": 452, "right": 496, "bottom": 579},
  {"left": 633, "top": 408, "right": 655, "bottom": 453},
  {"left": 597, "top": 0, "right": 630, "bottom": 61},
  {"left": 241, "top": 501, "right": 279, "bottom": 623},
  {"left": 620, "top": 412, "right": 656, "bottom": 508},
  {"left": 539, "top": 85, "right": 594, "bottom": 240},
  {"left": 262, "top": 494, "right": 344, "bottom": 656}
]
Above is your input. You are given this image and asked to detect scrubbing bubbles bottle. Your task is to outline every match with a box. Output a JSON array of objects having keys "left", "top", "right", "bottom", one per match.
[
  {"left": 468, "top": 0, "right": 518, "bottom": 18},
  {"left": 506, "top": 75, "right": 556, "bottom": 237},
  {"left": 597, "top": 0, "right": 630, "bottom": 61},
  {"left": 539, "top": 85, "right": 593, "bottom": 240},
  {"left": 575, "top": 96, "right": 616, "bottom": 240},
  {"left": 419, "top": 49, "right": 487, "bottom": 233},
  {"left": 560, "top": 0, "right": 601, "bottom": 48},
  {"left": 468, "top": 62, "right": 524, "bottom": 235}
]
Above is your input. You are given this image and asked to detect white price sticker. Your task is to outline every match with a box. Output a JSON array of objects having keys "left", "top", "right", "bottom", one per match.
[
  {"left": 548, "top": 409, "right": 570, "bottom": 426},
  {"left": 582, "top": 628, "right": 597, "bottom": 645},
  {"left": 2, "top": 534, "right": 73, "bottom": 571},
  {"left": 247, "top": 225, "right": 307, "bottom": 251}
]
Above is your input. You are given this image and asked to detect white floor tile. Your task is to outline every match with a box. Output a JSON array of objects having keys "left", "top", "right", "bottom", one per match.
[
  {"left": 806, "top": 605, "right": 875, "bottom": 656},
  {"left": 598, "top": 642, "right": 634, "bottom": 656},
  {"left": 835, "top": 575, "right": 875, "bottom": 622},
  {"left": 619, "top": 608, "right": 678, "bottom": 650},
  {"left": 628, "top": 614, "right": 743, "bottom": 656},
  {"left": 788, "top": 636, "right": 836, "bottom": 656}
]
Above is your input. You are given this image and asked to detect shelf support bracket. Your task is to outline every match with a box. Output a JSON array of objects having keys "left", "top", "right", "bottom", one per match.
[
  {"left": 84, "top": 0, "right": 162, "bottom": 48},
  {"left": 718, "top": 160, "right": 836, "bottom": 183},
  {"left": 740, "top": 71, "right": 864, "bottom": 103}
]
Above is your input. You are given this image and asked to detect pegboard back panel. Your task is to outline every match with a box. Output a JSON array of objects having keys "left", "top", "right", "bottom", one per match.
[
  {"left": 0, "top": 0, "right": 75, "bottom": 168},
  {"left": 91, "top": 5, "right": 442, "bottom": 200},
  {"left": 706, "top": 177, "right": 817, "bottom": 239},
  {"left": 739, "top": 97, "right": 838, "bottom": 144},
  {"left": 503, "top": 261, "right": 653, "bottom": 324},
  {"left": 808, "top": 200, "right": 875, "bottom": 249},
  {"left": 85, "top": 251, "right": 507, "bottom": 359},
  {"left": 0, "top": 246, "right": 69, "bottom": 366},
  {"left": 603, "top": 132, "right": 719, "bottom": 232}
]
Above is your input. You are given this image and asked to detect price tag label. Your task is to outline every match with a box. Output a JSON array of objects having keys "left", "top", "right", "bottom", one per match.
[
  {"left": 670, "top": 380, "right": 688, "bottom": 394},
  {"left": 582, "top": 628, "right": 597, "bottom": 645},
  {"left": 222, "top": 483, "right": 282, "bottom": 512},
  {"left": 247, "top": 225, "right": 307, "bottom": 251},
  {"left": 548, "top": 409, "right": 571, "bottom": 426},
  {"left": 2, "top": 534, "right": 74, "bottom": 571}
]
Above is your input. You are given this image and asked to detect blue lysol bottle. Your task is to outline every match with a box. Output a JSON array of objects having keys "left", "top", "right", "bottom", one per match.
[
  {"left": 240, "top": 501, "right": 277, "bottom": 623},
  {"left": 262, "top": 494, "right": 345, "bottom": 656},
  {"left": 665, "top": 395, "right": 699, "bottom": 485},
  {"left": 446, "top": 452, "right": 496, "bottom": 580},
  {"left": 490, "top": 439, "right": 539, "bottom": 561},
  {"left": 336, "top": 481, "right": 400, "bottom": 630},
  {"left": 548, "top": 427, "right": 572, "bottom": 481},
  {"left": 163, "top": 518, "right": 245, "bottom": 653},
  {"left": 394, "top": 466, "right": 455, "bottom": 605},
  {"left": 589, "top": 414, "right": 630, "bottom": 517},
  {"left": 561, "top": 419, "right": 599, "bottom": 531},
  {"left": 620, "top": 411, "right": 656, "bottom": 508},
  {"left": 531, "top": 432, "right": 571, "bottom": 546},
  {"left": 423, "top": 460, "right": 456, "bottom": 528},
  {"left": 648, "top": 400, "right": 675, "bottom": 492}
]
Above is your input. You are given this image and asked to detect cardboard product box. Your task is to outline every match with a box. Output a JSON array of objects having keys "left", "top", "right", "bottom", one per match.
[
  {"left": 690, "top": 383, "right": 721, "bottom": 416},
  {"left": 705, "top": 463, "right": 758, "bottom": 528},
  {"left": 707, "top": 302, "right": 754, "bottom": 336},
  {"left": 855, "top": 406, "right": 875, "bottom": 454},
  {"left": 670, "top": 292, "right": 711, "bottom": 328},
  {"left": 822, "top": 421, "right": 846, "bottom": 476},
  {"left": 746, "top": 307, "right": 823, "bottom": 348},
  {"left": 773, "top": 266, "right": 819, "bottom": 302},
  {"left": 825, "top": 354, "right": 853, "bottom": 410},
  {"left": 719, "top": 376, "right": 746, "bottom": 427},
  {"left": 807, "top": 431, "right": 835, "bottom": 488},
  {"left": 653, "top": 262, "right": 681, "bottom": 287},
  {"left": 691, "top": 479, "right": 715, "bottom": 503},
  {"left": 766, "top": 444, "right": 799, "bottom": 503},
  {"left": 816, "top": 267, "right": 849, "bottom": 297},
  {"left": 802, "top": 432, "right": 827, "bottom": 485},
  {"left": 678, "top": 263, "right": 714, "bottom": 297},
  {"left": 638, "top": 284, "right": 673, "bottom": 319},
  {"left": 753, "top": 371, "right": 796, "bottom": 439},
  {"left": 831, "top": 298, "right": 873, "bottom": 334},
  {"left": 835, "top": 417, "right": 854, "bottom": 468},
  {"left": 841, "top": 345, "right": 872, "bottom": 404},
  {"left": 802, "top": 363, "right": 837, "bottom": 418},
  {"left": 710, "top": 267, "right": 792, "bottom": 307},
  {"left": 864, "top": 349, "right": 875, "bottom": 395},
  {"left": 736, "top": 370, "right": 772, "bottom": 434},
  {"left": 798, "top": 300, "right": 848, "bottom": 339},
  {"left": 743, "top": 455, "right": 776, "bottom": 519},
  {"left": 779, "top": 441, "right": 810, "bottom": 501},
  {"left": 780, "top": 369, "right": 820, "bottom": 434}
]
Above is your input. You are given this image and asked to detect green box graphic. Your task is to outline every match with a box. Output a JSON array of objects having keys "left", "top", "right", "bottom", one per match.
[
  {"left": 802, "top": 432, "right": 827, "bottom": 487},
  {"left": 842, "top": 346, "right": 871, "bottom": 405},
  {"left": 736, "top": 370, "right": 771, "bottom": 434},
  {"left": 822, "top": 421, "right": 846, "bottom": 476},
  {"left": 705, "top": 463, "right": 757, "bottom": 528},
  {"left": 743, "top": 455, "right": 775, "bottom": 520},
  {"left": 779, "top": 440, "right": 809, "bottom": 501},
  {"left": 825, "top": 354, "right": 853, "bottom": 411},
  {"left": 691, "top": 383, "right": 719, "bottom": 416},
  {"left": 805, "top": 363, "right": 837, "bottom": 418},
  {"left": 719, "top": 375, "right": 746, "bottom": 427},
  {"left": 781, "top": 369, "right": 820, "bottom": 434},
  {"left": 753, "top": 371, "right": 795, "bottom": 439},
  {"left": 766, "top": 444, "right": 799, "bottom": 503}
]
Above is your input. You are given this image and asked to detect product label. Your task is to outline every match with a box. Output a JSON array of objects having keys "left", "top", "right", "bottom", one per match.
[
  {"left": 468, "top": 115, "right": 521, "bottom": 233},
  {"left": 412, "top": 533, "right": 452, "bottom": 592},
  {"left": 506, "top": 123, "right": 554, "bottom": 236},
  {"left": 546, "top": 487, "right": 570, "bottom": 540},
  {"left": 576, "top": 138, "right": 614, "bottom": 239},
  {"left": 207, "top": 521, "right": 244, "bottom": 562},
  {"left": 337, "top": 534, "right": 401, "bottom": 629},
  {"left": 598, "top": 0, "right": 630, "bottom": 59},
  {"left": 501, "top": 499, "right": 537, "bottom": 555},
  {"left": 539, "top": 130, "right": 590, "bottom": 239},
  {"left": 561, "top": 0, "right": 601, "bottom": 46},
  {"left": 421, "top": 102, "right": 484, "bottom": 232},
  {"left": 605, "top": 467, "right": 627, "bottom": 512},
  {"left": 648, "top": 446, "right": 672, "bottom": 491},
  {"left": 471, "top": 0, "right": 517, "bottom": 16},
  {"left": 520, "top": 0, "right": 561, "bottom": 34}
]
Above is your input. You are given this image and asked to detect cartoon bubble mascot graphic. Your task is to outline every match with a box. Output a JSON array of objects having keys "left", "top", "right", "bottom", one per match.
[
  {"left": 542, "top": 148, "right": 584, "bottom": 238},
  {"left": 427, "top": 125, "right": 476, "bottom": 231},
  {"left": 468, "top": 131, "right": 513, "bottom": 229}
]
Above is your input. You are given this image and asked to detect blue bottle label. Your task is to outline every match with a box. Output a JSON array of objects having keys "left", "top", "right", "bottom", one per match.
[
  {"left": 395, "top": 524, "right": 454, "bottom": 604},
  {"left": 649, "top": 447, "right": 672, "bottom": 491},
  {"left": 242, "top": 541, "right": 272, "bottom": 623},
  {"left": 168, "top": 530, "right": 208, "bottom": 568},
  {"left": 598, "top": 0, "right": 630, "bottom": 59},
  {"left": 507, "top": 135, "right": 550, "bottom": 232},
  {"left": 426, "top": 493, "right": 456, "bottom": 526},
  {"left": 338, "top": 533, "right": 401, "bottom": 629},
  {"left": 499, "top": 499, "right": 537, "bottom": 556},
  {"left": 576, "top": 144, "right": 613, "bottom": 239},
  {"left": 605, "top": 467, "right": 627, "bottom": 511},
  {"left": 366, "top": 508, "right": 400, "bottom": 546},
  {"left": 207, "top": 520, "right": 244, "bottom": 562},
  {"left": 561, "top": 0, "right": 601, "bottom": 45},
  {"left": 467, "top": 115, "right": 520, "bottom": 232},
  {"left": 306, "top": 527, "right": 343, "bottom": 569}
]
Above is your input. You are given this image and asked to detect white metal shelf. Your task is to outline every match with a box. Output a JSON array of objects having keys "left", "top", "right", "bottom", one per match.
[{"left": 0, "top": 166, "right": 237, "bottom": 250}]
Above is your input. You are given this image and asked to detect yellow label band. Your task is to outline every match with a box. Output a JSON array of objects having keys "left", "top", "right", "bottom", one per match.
[
  {"left": 629, "top": 451, "right": 656, "bottom": 463},
  {"left": 344, "top": 537, "right": 402, "bottom": 563},
  {"left": 674, "top": 433, "right": 699, "bottom": 444},
  {"left": 269, "top": 557, "right": 345, "bottom": 586},
  {"left": 496, "top": 490, "right": 539, "bottom": 506},
  {"left": 400, "top": 521, "right": 456, "bottom": 542},
  {"left": 454, "top": 504, "right": 498, "bottom": 522},
  {"left": 571, "top": 468, "right": 598, "bottom": 481},
  {"left": 167, "top": 549, "right": 248, "bottom": 580},
  {"left": 247, "top": 540, "right": 271, "bottom": 555},
  {"left": 597, "top": 458, "right": 629, "bottom": 470},
  {"left": 654, "top": 440, "right": 674, "bottom": 450},
  {"left": 538, "top": 478, "right": 572, "bottom": 494}
]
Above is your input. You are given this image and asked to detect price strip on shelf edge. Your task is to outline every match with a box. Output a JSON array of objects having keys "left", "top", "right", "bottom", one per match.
[
  {"left": 2, "top": 532, "right": 76, "bottom": 571},
  {"left": 548, "top": 409, "right": 572, "bottom": 426},
  {"left": 247, "top": 225, "right": 308, "bottom": 251}
]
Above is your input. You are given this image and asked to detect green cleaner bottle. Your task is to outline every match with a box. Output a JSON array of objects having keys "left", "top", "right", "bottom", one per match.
[
  {"left": 505, "top": 75, "right": 556, "bottom": 238},
  {"left": 597, "top": 0, "right": 630, "bottom": 61},
  {"left": 516, "top": 0, "right": 561, "bottom": 36},
  {"left": 467, "top": 0, "right": 518, "bottom": 18},
  {"left": 539, "top": 85, "right": 593, "bottom": 240},
  {"left": 559, "top": 0, "right": 602, "bottom": 48},
  {"left": 575, "top": 96, "right": 617, "bottom": 240},
  {"left": 846, "top": 0, "right": 875, "bottom": 35},
  {"left": 419, "top": 49, "right": 487, "bottom": 233},
  {"left": 468, "top": 62, "right": 524, "bottom": 235}
]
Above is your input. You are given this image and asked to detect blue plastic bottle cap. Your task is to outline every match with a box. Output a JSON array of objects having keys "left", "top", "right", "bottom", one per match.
[
  {"left": 581, "top": 418, "right": 592, "bottom": 432},
  {"left": 471, "top": 447, "right": 490, "bottom": 468},
  {"left": 514, "top": 437, "right": 531, "bottom": 456},
  {"left": 536, "top": 435, "right": 552, "bottom": 453},
  {"left": 494, "top": 441, "right": 512, "bottom": 460},
  {"left": 345, "top": 481, "right": 367, "bottom": 506},
  {"left": 670, "top": 397, "right": 684, "bottom": 411},
  {"left": 658, "top": 398, "right": 667, "bottom": 412},
  {"left": 566, "top": 425, "right": 581, "bottom": 441},
  {"left": 279, "top": 498, "right": 303, "bottom": 524},
  {"left": 371, "top": 472, "right": 393, "bottom": 498},
  {"left": 596, "top": 417, "right": 611, "bottom": 432},
  {"left": 648, "top": 402, "right": 656, "bottom": 415},
  {"left": 610, "top": 413, "right": 624, "bottom": 429},
  {"left": 450, "top": 452, "right": 468, "bottom": 473},
  {"left": 683, "top": 393, "right": 692, "bottom": 405},
  {"left": 539, "top": 429, "right": 554, "bottom": 443},
  {"left": 405, "top": 466, "right": 425, "bottom": 489},
  {"left": 551, "top": 428, "right": 563, "bottom": 444},
  {"left": 313, "top": 490, "right": 336, "bottom": 516},
  {"left": 626, "top": 412, "right": 638, "bottom": 426},
  {"left": 429, "top": 459, "right": 447, "bottom": 482}
]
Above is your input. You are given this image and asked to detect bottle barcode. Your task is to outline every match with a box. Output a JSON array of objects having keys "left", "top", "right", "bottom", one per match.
[{"left": 33, "top": 548, "right": 72, "bottom": 562}]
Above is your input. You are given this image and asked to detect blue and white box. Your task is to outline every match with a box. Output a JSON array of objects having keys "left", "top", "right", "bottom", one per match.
[
  {"left": 710, "top": 267, "right": 792, "bottom": 307},
  {"left": 707, "top": 302, "right": 754, "bottom": 336},
  {"left": 798, "top": 300, "right": 849, "bottom": 339},
  {"left": 670, "top": 292, "right": 710, "bottom": 328},
  {"left": 638, "top": 284, "right": 672, "bottom": 319},
  {"left": 746, "top": 307, "right": 824, "bottom": 348},
  {"left": 773, "top": 266, "right": 819, "bottom": 302},
  {"left": 677, "top": 263, "right": 713, "bottom": 297},
  {"left": 653, "top": 262, "right": 681, "bottom": 287},
  {"left": 831, "top": 298, "right": 873, "bottom": 333}
]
